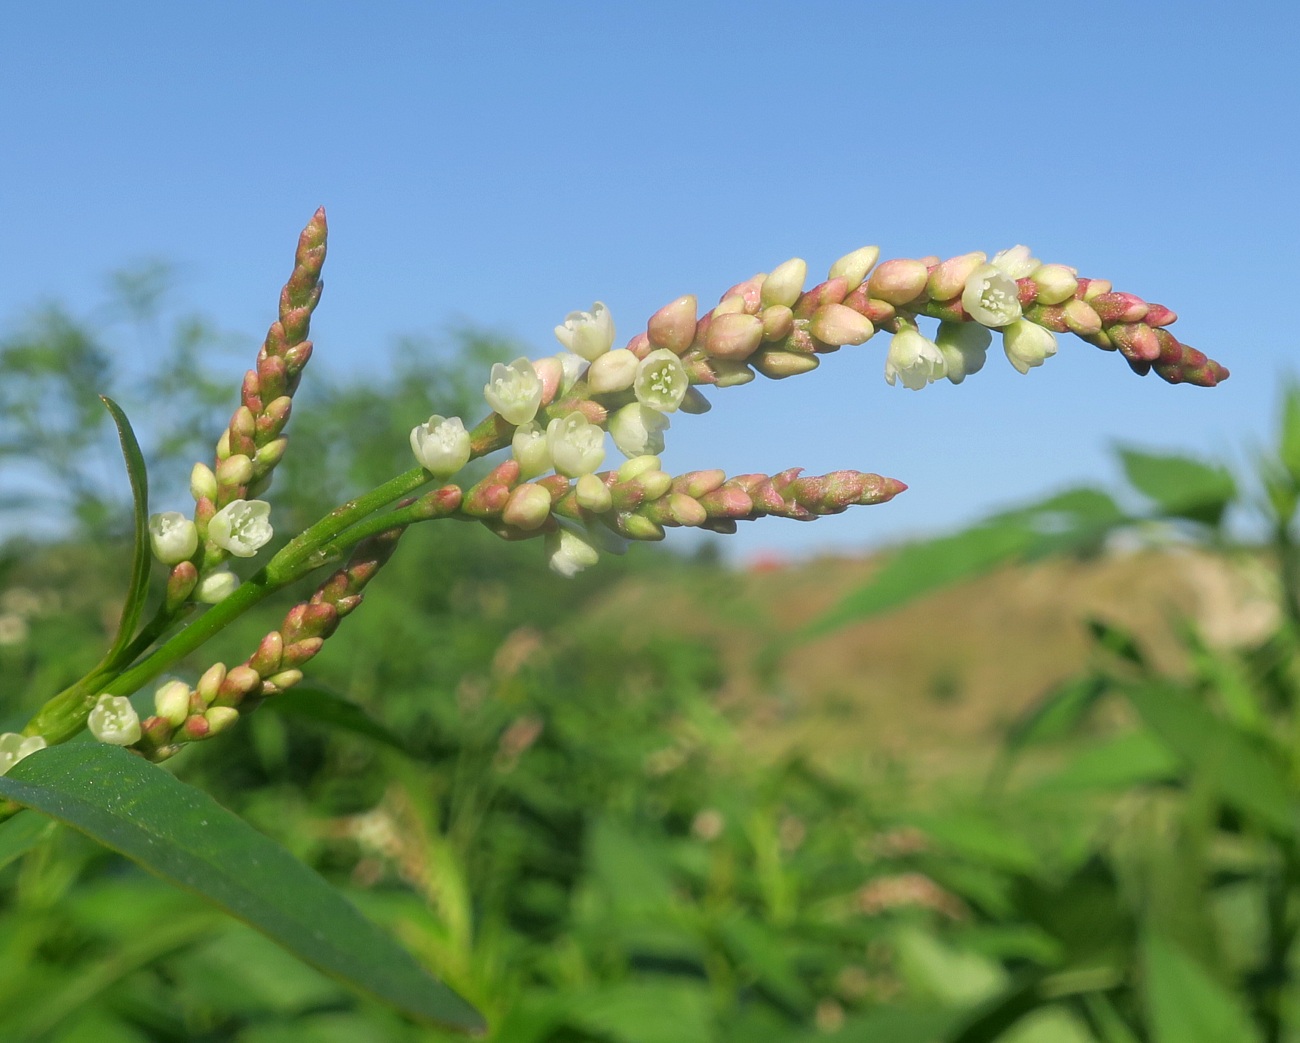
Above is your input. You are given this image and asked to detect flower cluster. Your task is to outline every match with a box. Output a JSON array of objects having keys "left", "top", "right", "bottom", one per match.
[{"left": 410, "top": 241, "right": 1226, "bottom": 578}]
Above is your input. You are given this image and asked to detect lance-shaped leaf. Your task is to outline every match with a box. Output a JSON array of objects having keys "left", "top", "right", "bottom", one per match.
[
  {"left": 99, "top": 395, "right": 152, "bottom": 666},
  {"left": 0, "top": 743, "right": 485, "bottom": 1033},
  {"left": 263, "top": 683, "right": 412, "bottom": 753}
]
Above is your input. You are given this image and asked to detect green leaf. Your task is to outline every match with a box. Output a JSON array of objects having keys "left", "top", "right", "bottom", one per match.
[
  {"left": 1141, "top": 933, "right": 1261, "bottom": 1043},
  {"left": 1125, "top": 682, "right": 1296, "bottom": 834},
  {"left": 263, "top": 683, "right": 412, "bottom": 753},
  {"left": 0, "top": 810, "right": 55, "bottom": 870},
  {"left": 809, "top": 487, "right": 1125, "bottom": 635},
  {"left": 1277, "top": 381, "right": 1300, "bottom": 483},
  {"left": 99, "top": 395, "right": 152, "bottom": 666},
  {"left": 0, "top": 743, "right": 484, "bottom": 1032},
  {"left": 1032, "top": 731, "right": 1181, "bottom": 793},
  {"left": 1005, "top": 675, "right": 1108, "bottom": 754},
  {"left": 1118, "top": 447, "right": 1236, "bottom": 527},
  {"left": 569, "top": 980, "right": 713, "bottom": 1043}
]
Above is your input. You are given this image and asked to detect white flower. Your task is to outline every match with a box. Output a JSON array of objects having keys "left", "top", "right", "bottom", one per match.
[
  {"left": 149, "top": 511, "right": 199, "bottom": 565},
  {"left": 608, "top": 403, "right": 669, "bottom": 458},
  {"left": 554, "top": 302, "right": 615, "bottom": 361},
  {"left": 885, "top": 327, "right": 947, "bottom": 390},
  {"left": 634, "top": 348, "right": 689, "bottom": 413},
  {"left": 961, "top": 264, "right": 1023, "bottom": 328},
  {"left": 934, "top": 321, "right": 991, "bottom": 385},
  {"left": 208, "top": 499, "right": 273, "bottom": 558},
  {"left": 1001, "top": 319, "right": 1058, "bottom": 374},
  {"left": 546, "top": 413, "right": 606, "bottom": 478},
  {"left": 0, "top": 732, "right": 47, "bottom": 776},
  {"left": 483, "top": 358, "right": 543, "bottom": 426},
  {"left": 410, "top": 415, "right": 472, "bottom": 477},
  {"left": 990, "top": 244, "right": 1041, "bottom": 280},
  {"left": 195, "top": 566, "right": 239, "bottom": 604},
  {"left": 87, "top": 694, "right": 141, "bottom": 746},
  {"left": 511, "top": 421, "right": 552, "bottom": 478},
  {"left": 545, "top": 526, "right": 601, "bottom": 578}
]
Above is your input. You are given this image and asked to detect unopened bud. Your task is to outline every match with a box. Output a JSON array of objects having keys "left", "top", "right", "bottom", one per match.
[
  {"left": 828, "top": 246, "right": 880, "bottom": 292},
  {"left": 575, "top": 473, "right": 613, "bottom": 513},
  {"left": 761, "top": 304, "right": 795, "bottom": 342},
  {"left": 669, "top": 493, "right": 708, "bottom": 527},
  {"left": 928, "top": 252, "right": 987, "bottom": 301},
  {"left": 587, "top": 348, "right": 639, "bottom": 394},
  {"left": 761, "top": 258, "right": 807, "bottom": 309},
  {"left": 1029, "top": 264, "right": 1078, "bottom": 305},
  {"left": 205, "top": 706, "right": 241, "bottom": 735},
  {"left": 503, "top": 483, "right": 554, "bottom": 530},
  {"left": 1081, "top": 278, "right": 1112, "bottom": 300},
  {"left": 710, "top": 360, "right": 756, "bottom": 387},
  {"left": 705, "top": 312, "right": 764, "bottom": 360},
  {"left": 618, "top": 455, "right": 662, "bottom": 481},
  {"left": 809, "top": 303, "right": 875, "bottom": 347},
  {"left": 1062, "top": 299, "right": 1103, "bottom": 335},
  {"left": 675, "top": 470, "right": 727, "bottom": 497},
  {"left": 647, "top": 295, "right": 698, "bottom": 354},
  {"left": 196, "top": 662, "right": 227, "bottom": 706},
  {"left": 265, "top": 669, "right": 304, "bottom": 692},
  {"left": 751, "top": 350, "right": 820, "bottom": 379},
  {"left": 254, "top": 438, "right": 288, "bottom": 472},
  {"left": 619, "top": 513, "right": 666, "bottom": 541},
  {"left": 191, "top": 462, "right": 218, "bottom": 502},
  {"left": 635, "top": 469, "right": 673, "bottom": 501},
  {"left": 152, "top": 680, "right": 192, "bottom": 728},
  {"left": 867, "top": 259, "right": 929, "bottom": 306}
]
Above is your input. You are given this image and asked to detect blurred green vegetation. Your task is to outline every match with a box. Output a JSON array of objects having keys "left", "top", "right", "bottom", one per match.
[{"left": 3, "top": 272, "right": 1299, "bottom": 1041}]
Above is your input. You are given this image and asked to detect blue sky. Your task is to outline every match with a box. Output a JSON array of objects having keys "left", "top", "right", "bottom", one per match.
[{"left": 3, "top": 1, "right": 1297, "bottom": 560}]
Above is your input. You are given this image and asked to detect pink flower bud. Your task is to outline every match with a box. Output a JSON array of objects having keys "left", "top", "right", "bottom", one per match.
[
  {"left": 809, "top": 303, "right": 875, "bottom": 347},
  {"left": 705, "top": 312, "right": 764, "bottom": 361},
  {"left": 867, "top": 259, "right": 929, "bottom": 306},
  {"left": 503, "top": 483, "right": 554, "bottom": 530},
  {"left": 669, "top": 493, "right": 707, "bottom": 527},
  {"left": 1028, "top": 264, "right": 1078, "bottom": 306},
  {"left": 928, "top": 252, "right": 987, "bottom": 302},
  {"left": 791, "top": 277, "right": 848, "bottom": 319},
  {"left": 647, "top": 295, "right": 698, "bottom": 354}
]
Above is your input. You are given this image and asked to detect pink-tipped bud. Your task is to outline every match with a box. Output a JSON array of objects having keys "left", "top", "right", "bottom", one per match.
[
  {"left": 809, "top": 303, "right": 875, "bottom": 347},
  {"left": 675, "top": 470, "right": 727, "bottom": 498},
  {"left": 216, "top": 664, "right": 262, "bottom": 707},
  {"left": 1144, "top": 303, "right": 1177, "bottom": 328},
  {"left": 283, "top": 637, "right": 326, "bottom": 668},
  {"left": 828, "top": 246, "right": 880, "bottom": 292},
  {"left": 1089, "top": 291, "right": 1149, "bottom": 324},
  {"left": 647, "top": 295, "right": 699, "bottom": 354},
  {"left": 1108, "top": 322, "right": 1161, "bottom": 362},
  {"left": 166, "top": 562, "right": 199, "bottom": 610},
  {"left": 927, "top": 252, "right": 987, "bottom": 301},
  {"left": 1081, "top": 278, "right": 1112, "bottom": 300},
  {"left": 1062, "top": 299, "right": 1103, "bottom": 336},
  {"left": 751, "top": 350, "right": 820, "bottom": 379},
  {"left": 624, "top": 331, "right": 653, "bottom": 360},
  {"left": 1029, "top": 264, "right": 1078, "bottom": 305},
  {"left": 791, "top": 277, "right": 849, "bottom": 319},
  {"left": 249, "top": 630, "right": 285, "bottom": 677},
  {"left": 761, "top": 258, "right": 808, "bottom": 309},
  {"left": 502, "top": 483, "right": 554, "bottom": 530},
  {"left": 181, "top": 714, "right": 211, "bottom": 740},
  {"left": 531, "top": 356, "right": 564, "bottom": 405},
  {"left": 761, "top": 304, "right": 795, "bottom": 342},
  {"left": 867, "top": 259, "right": 929, "bottom": 306},
  {"left": 634, "top": 469, "right": 673, "bottom": 501},
  {"left": 699, "top": 485, "right": 755, "bottom": 518},
  {"left": 705, "top": 312, "right": 764, "bottom": 361}
]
